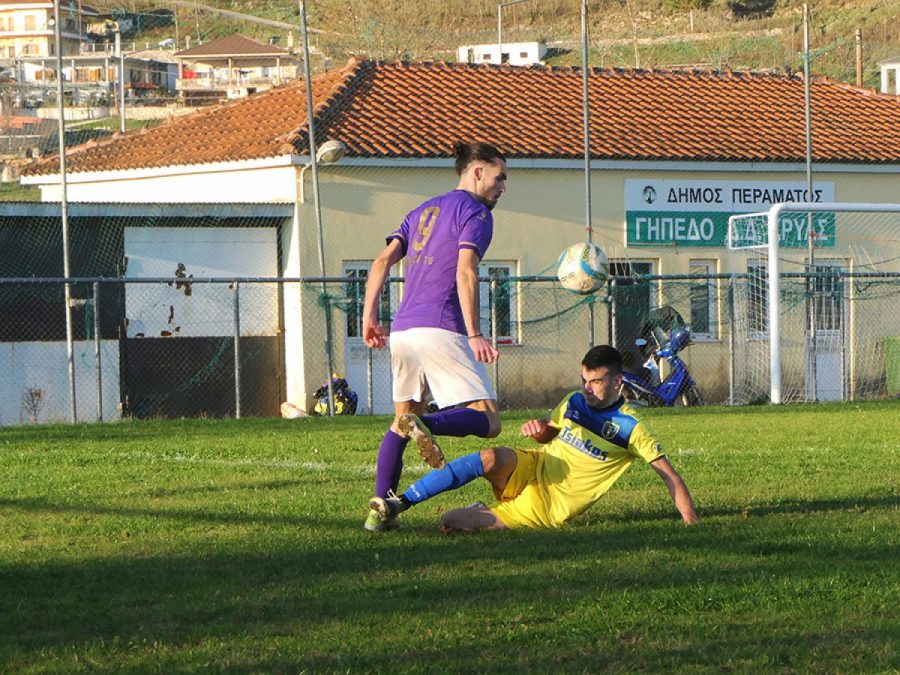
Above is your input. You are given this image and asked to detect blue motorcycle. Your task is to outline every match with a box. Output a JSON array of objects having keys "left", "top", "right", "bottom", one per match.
[{"left": 620, "top": 325, "right": 705, "bottom": 407}]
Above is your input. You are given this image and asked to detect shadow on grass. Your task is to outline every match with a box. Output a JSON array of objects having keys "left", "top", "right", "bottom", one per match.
[
  {"left": 610, "top": 494, "right": 899, "bottom": 523},
  {"left": 0, "top": 491, "right": 895, "bottom": 670},
  {"left": 1, "top": 492, "right": 893, "bottom": 529}
]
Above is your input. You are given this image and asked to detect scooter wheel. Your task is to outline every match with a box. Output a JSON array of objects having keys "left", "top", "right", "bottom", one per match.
[
  {"left": 621, "top": 384, "right": 648, "bottom": 406},
  {"left": 679, "top": 383, "right": 705, "bottom": 407}
]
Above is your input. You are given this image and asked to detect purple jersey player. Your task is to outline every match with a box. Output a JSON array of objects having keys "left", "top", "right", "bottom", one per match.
[{"left": 361, "top": 141, "right": 508, "bottom": 532}]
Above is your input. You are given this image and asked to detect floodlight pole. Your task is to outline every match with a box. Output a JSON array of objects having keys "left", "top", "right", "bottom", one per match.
[
  {"left": 581, "top": 0, "right": 595, "bottom": 348},
  {"left": 299, "top": 0, "right": 336, "bottom": 416},
  {"left": 497, "top": 0, "right": 526, "bottom": 62},
  {"left": 803, "top": 2, "right": 817, "bottom": 401},
  {"left": 53, "top": 0, "right": 77, "bottom": 422}
]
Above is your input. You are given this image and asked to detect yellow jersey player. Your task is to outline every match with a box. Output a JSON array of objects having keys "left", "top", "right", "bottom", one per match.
[{"left": 369, "top": 344, "right": 698, "bottom": 532}]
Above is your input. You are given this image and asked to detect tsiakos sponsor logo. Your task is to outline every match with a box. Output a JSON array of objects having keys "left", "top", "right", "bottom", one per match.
[{"left": 559, "top": 425, "right": 607, "bottom": 461}]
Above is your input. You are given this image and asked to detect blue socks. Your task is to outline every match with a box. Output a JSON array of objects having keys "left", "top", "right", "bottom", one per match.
[
  {"left": 402, "top": 451, "right": 485, "bottom": 505},
  {"left": 422, "top": 408, "right": 490, "bottom": 438}
]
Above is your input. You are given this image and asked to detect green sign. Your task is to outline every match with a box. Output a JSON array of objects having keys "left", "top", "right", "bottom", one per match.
[
  {"left": 728, "top": 212, "right": 836, "bottom": 249},
  {"left": 626, "top": 211, "right": 835, "bottom": 248}
]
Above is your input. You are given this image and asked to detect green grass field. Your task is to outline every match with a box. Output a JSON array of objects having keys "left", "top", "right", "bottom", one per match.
[{"left": 1, "top": 402, "right": 897, "bottom": 672}]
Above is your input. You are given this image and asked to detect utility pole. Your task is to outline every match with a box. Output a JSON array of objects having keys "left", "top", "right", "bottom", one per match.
[
  {"left": 115, "top": 28, "right": 125, "bottom": 133},
  {"left": 497, "top": 0, "right": 527, "bottom": 64},
  {"left": 581, "top": 0, "right": 595, "bottom": 349},
  {"left": 803, "top": 3, "right": 817, "bottom": 402},
  {"left": 52, "top": 0, "right": 77, "bottom": 422},
  {"left": 855, "top": 28, "right": 863, "bottom": 87}
]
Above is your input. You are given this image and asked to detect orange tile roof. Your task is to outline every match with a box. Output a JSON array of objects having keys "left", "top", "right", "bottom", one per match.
[{"left": 23, "top": 58, "right": 900, "bottom": 177}]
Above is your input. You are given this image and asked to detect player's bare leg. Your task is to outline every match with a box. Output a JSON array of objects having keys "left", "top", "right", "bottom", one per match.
[
  {"left": 464, "top": 398, "right": 501, "bottom": 438},
  {"left": 439, "top": 504, "right": 507, "bottom": 533},
  {"left": 437, "top": 446, "right": 517, "bottom": 533}
]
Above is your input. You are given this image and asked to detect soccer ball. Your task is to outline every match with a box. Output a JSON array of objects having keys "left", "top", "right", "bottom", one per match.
[{"left": 556, "top": 242, "right": 608, "bottom": 295}]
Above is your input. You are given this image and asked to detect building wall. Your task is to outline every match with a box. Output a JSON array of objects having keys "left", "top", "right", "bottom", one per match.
[
  {"left": 310, "top": 162, "right": 900, "bottom": 404},
  {"left": 23, "top": 159, "right": 900, "bottom": 411},
  {"left": 35, "top": 163, "right": 297, "bottom": 203}
]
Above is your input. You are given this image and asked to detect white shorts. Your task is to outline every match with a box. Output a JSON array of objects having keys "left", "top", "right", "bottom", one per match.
[{"left": 390, "top": 327, "right": 496, "bottom": 408}]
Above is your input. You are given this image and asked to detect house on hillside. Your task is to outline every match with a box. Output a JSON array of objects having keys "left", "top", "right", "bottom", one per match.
[
  {"left": 458, "top": 41, "right": 547, "bottom": 66},
  {"left": 14, "top": 49, "right": 176, "bottom": 104},
  {"left": 8, "top": 59, "right": 900, "bottom": 423},
  {"left": 0, "top": 113, "right": 54, "bottom": 164},
  {"left": 0, "top": 0, "right": 100, "bottom": 78},
  {"left": 880, "top": 55, "right": 900, "bottom": 95},
  {"left": 174, "top": 33, "right": 299, "bottom": 106},
  {"left": 1, "top": 1, "right": 175, "bottom": 108}
]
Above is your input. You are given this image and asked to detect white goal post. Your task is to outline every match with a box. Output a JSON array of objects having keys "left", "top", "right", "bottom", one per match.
[{"left": 728, "top": 202, "right": 900, "bottom": 404}]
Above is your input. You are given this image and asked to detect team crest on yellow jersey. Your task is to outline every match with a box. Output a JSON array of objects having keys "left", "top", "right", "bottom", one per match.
[{"left": 601, "top": 421, "right": 620, "bottom": 440}]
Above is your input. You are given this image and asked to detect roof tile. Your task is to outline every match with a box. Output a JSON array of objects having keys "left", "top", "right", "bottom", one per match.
[{"left": 23, "top": 58, "right": 900, "bottom": 177}]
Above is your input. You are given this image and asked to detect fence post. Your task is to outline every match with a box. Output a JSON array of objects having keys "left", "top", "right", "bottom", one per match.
[
  {"left": 727, "top": 275, "right": 735, "bottom": 405},
  {"left": 93, "top": 281, "right": 103, "bottom": 421},
  {"left": 366, "top": 341, "right": 374, "bottom": 415},
  {"left": 233, "top": 280, "right": 241, "bottom": 419},
  {"left": 490, "top": 277, "right": 500, "bottom": 402},
  {"left": 840, "top": 286, "right": 847, "bottom": 402},
  {"left": 323, "top": 292, "right": 336, "bottom": 416},
  {"left": 609, "top": 278, "right": 617, "bottom": 348},
  {"left": 849, "top": 266, "right": 857, "bottom": 401}
]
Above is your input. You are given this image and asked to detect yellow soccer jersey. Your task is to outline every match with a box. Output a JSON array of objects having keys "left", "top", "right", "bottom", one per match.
[{"left": 535, "top": 392, "right": 664, "bottom": 527}]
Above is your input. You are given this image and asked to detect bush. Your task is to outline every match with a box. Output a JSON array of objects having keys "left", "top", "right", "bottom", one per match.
[
  {"left": 728, "top": 0, "right": 776, "bottom": 19},
  {"left": 662, "top": 0, "right": 713, "bottom": 10}
]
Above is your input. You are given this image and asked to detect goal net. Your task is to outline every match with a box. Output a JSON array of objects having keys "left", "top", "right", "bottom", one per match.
[{"left": 727, "top": 203, "right": 900, "bottom": 404}]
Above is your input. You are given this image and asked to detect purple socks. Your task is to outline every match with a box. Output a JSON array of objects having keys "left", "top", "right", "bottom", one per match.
[
  {"left": 374, "top": 429, "right": 408, "bottom": 498},
  {"left": 422, "top": 408, "right": 490, "bottom": 438},
  {"left": 374, "top": 410, "right": 491, "bottom": 498}
]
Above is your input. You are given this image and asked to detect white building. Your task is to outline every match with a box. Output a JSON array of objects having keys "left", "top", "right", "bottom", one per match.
[
  {"left": 8, "top": 59, "right": 900, "bottom": 422},
  {"left": 879, "top": 55, "right": 900, "bottom": 96},
  {"left": 457, "top": 41, "right": 547, "bottom": 67}
]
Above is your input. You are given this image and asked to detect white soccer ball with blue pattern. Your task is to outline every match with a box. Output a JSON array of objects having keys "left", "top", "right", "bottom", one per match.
[{"left": 556, "top": 242, "right": 608, "bottom": 295}]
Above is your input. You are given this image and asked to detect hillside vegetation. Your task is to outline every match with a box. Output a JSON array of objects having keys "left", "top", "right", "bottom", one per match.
[{"left": 90, "top": 0, "right": 900, "bottom": 88}]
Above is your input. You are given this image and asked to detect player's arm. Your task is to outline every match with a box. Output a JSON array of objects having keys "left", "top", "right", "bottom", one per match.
[
  {"left": 520, "top": 418, "right": 560, "bottom": 444},
  {"left": 650, "top": 456, "right": 699, "bottom": 525},
  {"left": 362, "top": 238, "right": 404, "bottom": 349},
  {"left": 457, "top": 248, "right": 499, "bottom": 364}
]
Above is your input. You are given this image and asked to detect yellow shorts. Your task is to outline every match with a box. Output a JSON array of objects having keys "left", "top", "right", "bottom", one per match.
[{"left": 489, "top": 448, "right": 554, "bottom": 529}]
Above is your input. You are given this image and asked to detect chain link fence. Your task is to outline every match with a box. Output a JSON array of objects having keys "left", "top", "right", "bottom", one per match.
[{"left": 3, "top": 270, "right": 899, "bottom": 425}]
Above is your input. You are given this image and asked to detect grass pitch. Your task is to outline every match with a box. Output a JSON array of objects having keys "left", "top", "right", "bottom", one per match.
[{"left": 1, "top": 402, "right": 897, "bottom": 672}]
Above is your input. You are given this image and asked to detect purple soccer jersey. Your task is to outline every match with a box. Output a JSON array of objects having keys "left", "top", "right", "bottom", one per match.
[{"left": 389, "top": 189, "right": 494, "bottom": 334}]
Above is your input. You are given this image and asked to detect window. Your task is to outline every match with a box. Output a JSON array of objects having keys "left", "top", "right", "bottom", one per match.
[
  {"left": 24, "top": 15, "right": 36, "bottom": 30},
  {"left": 479, "top": 262, "right": 518, "bottom": 344},
  {"left": 747, "top": 260, "right": 768, "bottom": 337},
  {"left": 608, "top": 260, "right": 656, "bottom": 363},
  {"left": 343, "top": 263, "right": 391, "bottom": 339},
  {"left": 806, "top": 260, "right": 844, "bottom": 333},
  {"left": 689, "top": 259, "right": 718, "bottom": 339}
]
